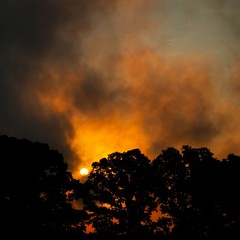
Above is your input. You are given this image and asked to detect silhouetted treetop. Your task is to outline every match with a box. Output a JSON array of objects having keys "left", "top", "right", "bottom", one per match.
[
  {"left": 152, "top": 145, "right": 240, "bottom": 240},
  {"left": 2, "top": 134, "right": 240, "bottom": 240},
  {"left": 0, "top": 135, "right": 85, "bottom": 240},
  {"left": 84, "top": 149, "right": 159, "bottom": 239}
]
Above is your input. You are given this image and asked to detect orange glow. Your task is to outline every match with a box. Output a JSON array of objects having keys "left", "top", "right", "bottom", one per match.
[
  {"left": 34, "top": 50, "right": 240, "bottom": 179},
  {"left": 69, "top": 112, "right": 149, "bottom": 178}
]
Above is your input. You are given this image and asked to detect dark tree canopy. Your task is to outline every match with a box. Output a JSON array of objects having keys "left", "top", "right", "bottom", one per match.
[
  {"left": 152, "top": 145, "right": 240, "bottom": 240},
  {"left": 83, "top": 149, "right": 159, "bottom": 239},
  {"left": 1, "top": 134, "right": 240, "bottom": 240},
  {"left": 0, "top": 135, "right": 86, "bottom": 240},
  {"left": 84, "top": 146, "right": 240, "bottom": 240}
]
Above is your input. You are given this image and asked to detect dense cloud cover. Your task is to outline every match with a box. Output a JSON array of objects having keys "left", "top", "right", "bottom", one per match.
[{"left": 1, "top": 0, "right": 240, "bottom": 177}]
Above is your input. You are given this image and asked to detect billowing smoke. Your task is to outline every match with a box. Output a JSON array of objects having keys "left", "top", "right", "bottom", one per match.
[{"left": 1, "top": 0, "right": 240, "bottom": 178}]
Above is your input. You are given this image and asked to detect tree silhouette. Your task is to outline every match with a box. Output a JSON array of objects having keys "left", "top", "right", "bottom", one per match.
[
  {"left": 213, "top": 153, "right": 240, "bottom": 240},
  {"left": 152, "top": 145, "right": 240, "bottom": 240},
  {"left": 2, "top": 134, "right": 240, "bottom": 240},
  {"left": 0, "top": 135, "right": 86, "bottom": 240},
  {"left": 83, "top": 149, "right": 160, "bottom": 240}
]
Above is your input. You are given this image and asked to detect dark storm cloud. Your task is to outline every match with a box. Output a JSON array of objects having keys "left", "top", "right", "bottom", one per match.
[
  {"left": 0, "top": 0, "right": 96, "bottom": 159},
  {"left": 0, "top": 0, "right": 123, "bottom": 170},
  {"left": 1, "top": 0, "right": 240, "bottom": 175},
  {"left": 117, "top": 51, "right": 226, "bottom": 158}
]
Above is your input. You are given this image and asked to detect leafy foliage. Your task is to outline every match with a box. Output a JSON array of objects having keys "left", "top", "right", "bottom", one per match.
[
  {"left": 84, "top": 149, "right": 158, "bottom": 239},
  {"left": 152, "top": 146, "right": 240, "bottom": 240}
]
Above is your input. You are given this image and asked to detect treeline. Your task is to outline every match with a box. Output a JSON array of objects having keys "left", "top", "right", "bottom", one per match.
[{"left": 1, "top": 135, "right": 240, "bottom": 240}]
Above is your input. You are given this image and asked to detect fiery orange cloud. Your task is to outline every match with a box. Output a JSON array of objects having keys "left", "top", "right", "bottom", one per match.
[
  {"left": 34, "top": 48, "right": 239, "bottom": 179},
  {"left": 5, "top": 0, "right": 238, "bottom": 179}
]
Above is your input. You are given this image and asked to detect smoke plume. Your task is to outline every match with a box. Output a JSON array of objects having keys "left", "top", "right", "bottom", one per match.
[{"left": 1, "top": 0, "right": 240, "bottom": 178}]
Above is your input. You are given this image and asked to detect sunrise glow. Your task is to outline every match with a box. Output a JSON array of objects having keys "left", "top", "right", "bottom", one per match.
[{"left": 3, "top": 0, "right": 239, "bottom": 179}]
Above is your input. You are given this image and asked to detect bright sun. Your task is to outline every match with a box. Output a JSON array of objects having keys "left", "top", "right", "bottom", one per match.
[{"left": 80, "top": 168, "right": 89, "bottom": 176}]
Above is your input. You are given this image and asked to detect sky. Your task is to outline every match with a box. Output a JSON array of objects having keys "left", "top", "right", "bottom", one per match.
[{"left": 1, "top": 0, "right": 240, "bottom": 178}]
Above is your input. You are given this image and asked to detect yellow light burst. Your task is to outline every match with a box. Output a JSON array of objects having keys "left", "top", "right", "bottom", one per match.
[{"left": 80, "top": 168, "right": 89, "bottom": 176}]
